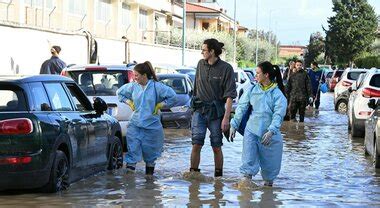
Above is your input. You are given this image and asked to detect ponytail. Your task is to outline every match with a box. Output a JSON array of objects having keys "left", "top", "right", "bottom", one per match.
[
  {"left": 133, "top": 61, "right": 158, "bottom": 81},
  {"left": 273, "top": 65, "right": 285, "bottom": 96}
]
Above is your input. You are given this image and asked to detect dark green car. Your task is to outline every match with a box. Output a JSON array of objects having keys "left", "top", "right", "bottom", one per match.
[{"left": 0, "top": 75, "right": 124, "bottom": 192}]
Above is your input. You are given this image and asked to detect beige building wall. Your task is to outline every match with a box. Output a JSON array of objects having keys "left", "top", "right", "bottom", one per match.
[{"left": 0, "top": 0, "right": 182, "bottom": 44}]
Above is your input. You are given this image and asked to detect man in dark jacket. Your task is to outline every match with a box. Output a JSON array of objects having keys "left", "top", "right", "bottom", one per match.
[
  {"left": 286, "top": 60, "right": 313, "bottom": 122},
  {"left": 40, "top": 45, "right": 66, "bottom": 75},
  {"left": 308, "top": 61, "right": 325, "bottom": 109}
]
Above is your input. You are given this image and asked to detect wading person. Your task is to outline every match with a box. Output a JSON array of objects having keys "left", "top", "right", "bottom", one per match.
[
  {"left": 189, "top": 38, "right": 237, "bottom": 178},
  {"left": 40, "top": 45, "right": 66, "bottom": 75},
  {"left": 308, "top": 61, "right": 325, "bottom": 109},
  {"left": 286, "top": 60, "right": 313, "bottom": 122},
  {"left": 229, "top": 61, "right": 287, "bottom": 187},
  {"left": 117, "top": 61, "right": 176, "bottom": 176}
]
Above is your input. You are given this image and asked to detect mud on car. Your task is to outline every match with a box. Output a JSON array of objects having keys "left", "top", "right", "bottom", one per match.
[{"left": 0, "top": 75, "right": 124, "bottom": 193}]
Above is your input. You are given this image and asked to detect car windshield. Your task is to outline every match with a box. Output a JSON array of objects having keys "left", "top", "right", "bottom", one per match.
[
  {"left": 0, "top": 87, "right": 27, "bottom": 112},
  {"left": 68, "top": 71, "right": 126, "bottom": 96},
  {"left": 326, "top": 72, "right": 333, "bottom": 78},
  {"left": 347, "top": 71, "right": 366, "bottom": 80},
  {"left": 158, "top": 77, "right": 187, "bottom": 94}
]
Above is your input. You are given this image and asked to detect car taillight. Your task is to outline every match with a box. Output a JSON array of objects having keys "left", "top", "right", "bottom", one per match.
[
  {"left": 342, "top": 81, "right": 352, "bottom": 87},
  {"left": 0, "top": 156, "right": 32, "bottom": 165},
  {"left": 0, "top": 118, "right": 33, "bottom": 135},
  {"left": 127, "top": 70, "right": 134, "bottom": 83},
  {"left": 362, "top": 88, "right": 380, "bottom": 98}
]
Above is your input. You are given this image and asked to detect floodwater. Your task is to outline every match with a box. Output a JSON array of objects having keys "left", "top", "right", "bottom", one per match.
[{"left": 1, "top": 93, "right": 380, "bottom": 207}]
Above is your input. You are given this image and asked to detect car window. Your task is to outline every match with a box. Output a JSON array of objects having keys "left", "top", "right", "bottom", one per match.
[
  {"left": 44, "top": 83, "right": 73, "bottom": 111},
  {"left": 326, "top": 72, "right": 333, "bottom": 78},
  {"left": 0, "top": 86, "right": 27, "bottom": 112},
  {"left": 28, "top": 82, "right": 51, "bottom": 111},
  {"left": 158, "top": 77, "right": 186, "bottom": 94},
  {"left": 65, "top": 83, "right": 93, "bottom": 111},
  {"left": 334, "top": 70, "right": 344, "bottom": 78},
  {"left": 68, "top": 71, "right": 125, "bottom": 96},
  {"left": 347, "top": 71, "right": 366, "bottom": 80},
  {"left": 370, "top": 74, "right": 380, "bottom": 88}
]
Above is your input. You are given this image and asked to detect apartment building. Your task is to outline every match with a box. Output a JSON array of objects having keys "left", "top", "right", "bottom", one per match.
[{"left": 0, "top": 0, "right": 184, "bottom": 43}]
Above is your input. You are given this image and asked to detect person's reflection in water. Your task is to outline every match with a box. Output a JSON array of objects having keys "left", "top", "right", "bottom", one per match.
[
  {"left": 238, "top": 188, "right": 282, "bottom": 207},
  {"left": 188, "top": 180, "right": 225, "bottom": 207}
]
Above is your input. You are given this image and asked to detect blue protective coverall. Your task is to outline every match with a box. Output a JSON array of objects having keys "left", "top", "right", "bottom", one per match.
[
  {"left": 230, "top": 84, "right": 287, "bottom": 182},
  {"left": 117, "top": 80, "right": 176, "bottom": 167}
]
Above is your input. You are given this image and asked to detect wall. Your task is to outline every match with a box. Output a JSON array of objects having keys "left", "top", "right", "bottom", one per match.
[{"left": 0, "top": 25, "right": 201, "bottom": 75}]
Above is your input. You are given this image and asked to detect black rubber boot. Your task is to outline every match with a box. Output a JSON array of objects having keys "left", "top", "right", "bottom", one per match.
[
  {"left": 146, "top": 166, "right": 154, "bottom": 175},
  {"left": 215, "top": 169, "right": 223, "bottom": 177},
  {"left": 190, "top": 168, "right": 200, "bottom": 172}
]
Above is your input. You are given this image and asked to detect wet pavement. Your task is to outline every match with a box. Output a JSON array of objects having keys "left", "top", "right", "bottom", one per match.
[{"left": 1, "top": 93, "right": 380, "bottom": 207}]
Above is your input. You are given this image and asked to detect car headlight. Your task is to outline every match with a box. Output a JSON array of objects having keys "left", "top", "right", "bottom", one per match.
[{"left": 170, "top": 106, "right": 189, "bottom": 113}]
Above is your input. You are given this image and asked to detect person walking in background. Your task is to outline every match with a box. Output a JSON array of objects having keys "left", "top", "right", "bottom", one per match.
[
  {"left": 229, "top": 61, "right": 287, "bottom": 187},
  {"left": 282, "top": 61, "right": 295, "bottom": 85},
  {"left": 308, "top": 61, "right": 325, "bottom": 109},
  {"left": 189, "top": 38, "right": 237, "bottom": 178},
  {"left": 40, "top": 45, "right": 66, "bottom": 75},
  {"left": 286, "top": 60, "right": 313, "bottom": 122},
  {"left": 117, "top": 61, "right": 176, "bottom": 176}
]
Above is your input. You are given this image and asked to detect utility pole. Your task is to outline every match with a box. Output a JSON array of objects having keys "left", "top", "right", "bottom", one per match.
[
  {"left": 182, "top": 0, "right": 186, "bottom": 66},
  {"left": 233, "top": 0, "right": 237, "bottom": 66},
  {"left": 255, "top": 0, "right": 259, "bottom": 66}
]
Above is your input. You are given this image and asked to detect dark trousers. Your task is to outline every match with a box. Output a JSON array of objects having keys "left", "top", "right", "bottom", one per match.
[
  {"left": 312, "top": 90, "right": 321, "bottom": 109},
  {"left": 290, "top": 99, "right": 307, "bottom": 122}
]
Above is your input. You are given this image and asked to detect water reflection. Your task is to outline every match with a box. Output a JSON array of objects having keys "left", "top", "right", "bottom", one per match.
[{"left": 187, "top": 180, "right": 225, "bottom": 207}]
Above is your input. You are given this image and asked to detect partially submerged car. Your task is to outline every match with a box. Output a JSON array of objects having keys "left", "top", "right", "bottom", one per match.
[
  {"left": 157, "top": 73, "right": 193, "bottom": 128},
  {"left": 0, "top": 75, "right": 124, "bottom": 193}
]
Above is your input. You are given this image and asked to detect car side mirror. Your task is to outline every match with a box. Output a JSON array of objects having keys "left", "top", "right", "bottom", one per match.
[
  {"left": 368, "top": 99, "right": 377, "bottom": 110},
  {"left": 93, "top": 97, "right": 108, "bottom": 115}
]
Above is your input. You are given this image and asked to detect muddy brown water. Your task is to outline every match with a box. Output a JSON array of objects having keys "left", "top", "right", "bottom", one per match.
[{"left": 1, "top": 93, "right": 380, "bottom": 207}]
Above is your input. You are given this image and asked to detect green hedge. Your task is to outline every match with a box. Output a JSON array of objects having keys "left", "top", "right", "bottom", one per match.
[{"left": 355, "top": 55, "right": 380, "bottom": 68}]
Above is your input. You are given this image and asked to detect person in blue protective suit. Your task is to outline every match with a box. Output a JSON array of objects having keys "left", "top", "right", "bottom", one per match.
[
  {"left": 117, "top": 61, "right": 176, "bottom": 175},
  {"left": 229, "top": 61, "right": 287, "bottom": 187},
  {"left": 308, "top": 61, "right": 325, "bottom": 109}
]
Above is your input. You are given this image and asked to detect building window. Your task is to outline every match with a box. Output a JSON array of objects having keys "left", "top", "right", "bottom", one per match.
[
  {"left": 139, "top": 9, "right": 148, "bottom": 30},
  {"left": 68, "top": 0, "right": 86, "bottom": 15},
  {"left": 202, "top": 22, "right": 210, "bottom": 30},
  {"left": 96, "top": 0, "right": 111, "bottom": 22},
  {"left": 121, "top": 3, "right": 131, "bottom": 27}
]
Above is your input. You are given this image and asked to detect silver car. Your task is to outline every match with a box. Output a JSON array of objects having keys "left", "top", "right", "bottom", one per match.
[{"left": 364, "top": 99, "right": 380, "bottom": 168}]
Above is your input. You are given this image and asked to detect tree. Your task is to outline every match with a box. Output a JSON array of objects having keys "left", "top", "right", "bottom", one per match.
[
  {"left": 304, "top": 32, "right": 325, "bottom": 66},
  {"left": 324, "top": 0, "right": 377, "bottom": 65}
]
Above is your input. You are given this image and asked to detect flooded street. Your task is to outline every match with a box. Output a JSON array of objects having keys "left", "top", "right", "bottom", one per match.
[{"left": 1, "top": 93, "right": 380, "bottom": 207}]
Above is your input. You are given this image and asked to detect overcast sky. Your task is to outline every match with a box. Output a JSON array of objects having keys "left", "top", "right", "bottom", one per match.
[{"left": 217, "top": 0, "right": 380, "bottom": 46}]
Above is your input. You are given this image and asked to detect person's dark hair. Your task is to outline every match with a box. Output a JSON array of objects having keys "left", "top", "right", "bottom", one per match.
[
  {"left": 295, "top": 59, "right": 303, "bottom": 64},
  {"left": 51, "top": 45, "right": 61, "bottom": 54},
  {"left": 311, "top": 61, "right": 318, "bottom": 67},
  {"left": 133, "top": 61, "right": 158, "bottom": 81},
  {"left": 258, "top": 61, "right": 285, "bottom": 95},
  {"left": 203, "top": 38, "right": 224, "bottom": 57}
]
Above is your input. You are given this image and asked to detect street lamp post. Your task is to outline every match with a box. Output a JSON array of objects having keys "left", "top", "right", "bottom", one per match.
[
  {"left": 182, "top": 0, "right": 186, "bottom": 66},
  {"left": 255, "top": 0, "right": 259, "bottom": 66},
  {"left": 233, "top": 0, "right": 237, "bottom": 66}
]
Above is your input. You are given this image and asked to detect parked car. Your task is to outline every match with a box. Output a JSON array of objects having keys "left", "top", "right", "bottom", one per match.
[
  {"left": 157, "top": 74, "right": 193, "bottom": 128},
  {"left": 0, "top": 75, "right": 123, "bottom": 192},
  {"left": 61, "top": 64, "right": 135, "bottom": 141},
  {"left": 154, "top": 64, "right": 179, "bottom": 74},
  {"left": 175, "top": 66, "right": 196, "bottom": 83},
  {"left": 348, "top": 68, "right": 380, "bottom": 137},
  {"left": 365, "top": 99, "right": 380, "bottom": 168},
  {"left": 243, "top": 69, "right": 256, "bottom": 84},
  {"left": 323, "top": 68, "right": 334, "bottom": 85},
  {"left": 329, "top": 69, "right": 345, "bottom": 91},
  {"left": 334, "top": 69, "right": 367, "bottom": 112},
  {"left": 232, "top": 69, "right": 253, "bottom": 111}
]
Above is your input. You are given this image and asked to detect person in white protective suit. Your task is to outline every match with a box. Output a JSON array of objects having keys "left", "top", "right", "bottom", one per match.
[
  {"left": 117, "top": 61, "right": 176, "bottom": 175},
  {"left": 229, "top": 61, "right": 287, "bottom": 187}
]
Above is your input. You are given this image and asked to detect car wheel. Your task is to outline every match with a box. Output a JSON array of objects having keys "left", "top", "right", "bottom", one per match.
[
  {"left": 351, "top": 116, "right": 364, "bottom": 137},
  {"left": 374, "top": 139, "right": 380, "bottom": 168},
  {"left": 42, "top": 150, "right": 70, "bottom": 193},
  {"left": 108, "top": 137, "right": 123, "bottom": 170},
  {"left": 336, "top": 100, "right": 348, "bottom": 113}
]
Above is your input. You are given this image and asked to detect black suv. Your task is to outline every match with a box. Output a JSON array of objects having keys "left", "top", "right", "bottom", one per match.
[{"left": 0, "top": 75, "right": 124, "bottom": 192}]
